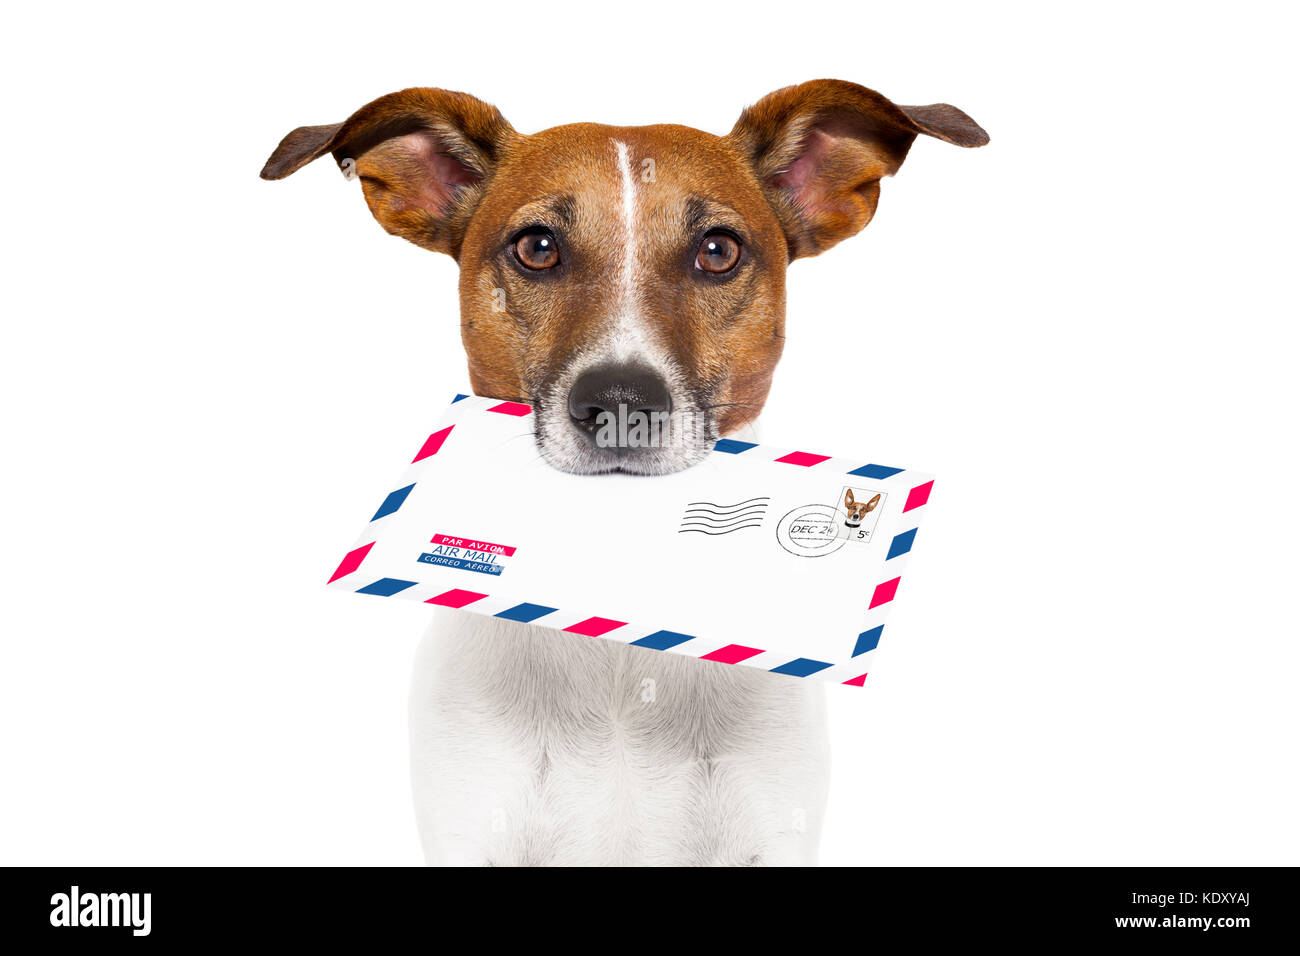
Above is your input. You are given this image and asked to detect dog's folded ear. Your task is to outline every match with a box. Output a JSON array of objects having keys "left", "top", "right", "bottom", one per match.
[
  {"left": 727, "top": 80, "right": 988, "bottom": 259},
  {"left": 260, "top": 88, "right": 516, "bottom": 258}
]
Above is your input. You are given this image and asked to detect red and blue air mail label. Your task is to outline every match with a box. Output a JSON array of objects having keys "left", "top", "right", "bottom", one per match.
[
  {"left": 327, "top": 394, "right": 935, "bottom": 687},
  {"left": 418, "top": 534, "right": 517, "bottom": 576}
]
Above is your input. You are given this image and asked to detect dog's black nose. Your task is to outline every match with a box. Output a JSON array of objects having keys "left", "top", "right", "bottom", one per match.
[{"left": 567, "top": 363, "right": 673, "bottom": 442}]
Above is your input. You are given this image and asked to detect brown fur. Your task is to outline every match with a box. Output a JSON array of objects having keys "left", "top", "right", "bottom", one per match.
[
  {"left": 845, "top": 489, "right": 882, "bottom": 523},
  {"left": 261, "top": 80, "right": 986, "bottom": 439}
]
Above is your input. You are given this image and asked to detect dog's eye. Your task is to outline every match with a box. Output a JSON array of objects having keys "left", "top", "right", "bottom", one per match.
[
  {"left": 695, "top": 232, "right": 741, "bottom": 274},
  {"left": 513, "top": 229, "right": 559, "bottom": 270}
]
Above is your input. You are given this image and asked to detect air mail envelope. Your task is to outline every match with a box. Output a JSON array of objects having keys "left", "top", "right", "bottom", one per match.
[{"left": 327, "top": 395, "right": 935, "bottom": 686}]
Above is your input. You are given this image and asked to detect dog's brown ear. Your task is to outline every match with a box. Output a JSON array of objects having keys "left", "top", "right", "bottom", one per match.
[
  {"left": 866, "top": 493, "right": 881, "bottom": 512},
  {"left": 260, "top": 88, "right": 516, "bottom": 258},
  {"left": 845, "top": 489, "right": 855, "bottom": 507},
  {"left": 727, "top": 79, "right": 988, "bottom": 259}
]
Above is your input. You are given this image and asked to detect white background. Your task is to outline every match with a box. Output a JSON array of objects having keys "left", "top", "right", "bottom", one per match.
[{"left": 2, "top": 1, "right": 1296, "bottom": 865}]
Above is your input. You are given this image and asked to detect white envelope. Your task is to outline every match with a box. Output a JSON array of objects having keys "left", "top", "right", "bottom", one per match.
[{"left": 327, "top": 395, "right": 935, "bottom": 686}]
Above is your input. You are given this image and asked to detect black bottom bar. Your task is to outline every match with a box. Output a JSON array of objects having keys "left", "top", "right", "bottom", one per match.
[{"left": 4, "top": 866, "right": 1285, "bottom": 944}]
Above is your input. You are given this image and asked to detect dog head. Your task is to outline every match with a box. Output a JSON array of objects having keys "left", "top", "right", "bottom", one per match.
[
  {"left": 262, "top": 81, "right": 986, "bottom": 474},
  {"left": 844, "top": 489, "right": 881, "bottom": 528}
]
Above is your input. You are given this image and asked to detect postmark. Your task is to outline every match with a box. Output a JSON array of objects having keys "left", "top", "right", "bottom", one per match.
[
  {"left": 775, "top": 503, "right": 849, "bottom": 557},
  {"left": 678, "top": 497, "right": 770, "bottom": 535}
]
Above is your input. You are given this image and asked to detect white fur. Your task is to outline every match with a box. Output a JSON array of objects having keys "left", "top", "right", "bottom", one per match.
[
  {"left": 410, "top": 609, "right": 829, "bottom": 866},
  {"left": 614, "top": 139, "right": 639, "bottom": 314},
  {"left": 610, "top": 139, "right": 651, "bottom": 359}
]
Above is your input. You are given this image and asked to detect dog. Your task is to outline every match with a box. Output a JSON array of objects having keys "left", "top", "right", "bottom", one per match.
[
  {"left": 262, "top": 80, "right": 986, "bottom": 865},
  {"left": 844, "top": 489, "right": 882, "bottom": 529}
]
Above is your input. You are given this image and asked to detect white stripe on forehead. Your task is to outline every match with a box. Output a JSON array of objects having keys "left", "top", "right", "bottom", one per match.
[
  {"left": 615, "top": 139, "right": 637, "bottom": 250},
  {"left": 609, "top": 138, "right": 653, "bottom": 361}
]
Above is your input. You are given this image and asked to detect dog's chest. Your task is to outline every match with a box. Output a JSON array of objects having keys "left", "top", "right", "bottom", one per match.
[{"left": 410, "top": 610, "right": 828, "bottom": 866}]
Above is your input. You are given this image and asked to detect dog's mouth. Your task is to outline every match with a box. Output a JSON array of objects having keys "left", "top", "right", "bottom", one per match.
[
  {"left": 531, "top": 400, "right": 718, "bottom": 476},
  {"left": 524, "top": 354, "right": 728, "bottom": 476}
]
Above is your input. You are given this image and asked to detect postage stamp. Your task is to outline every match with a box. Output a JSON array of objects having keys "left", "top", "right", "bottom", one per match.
[{"left": 836, "top": 486, "right": 887, "bottom": 543}]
